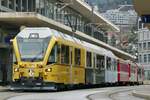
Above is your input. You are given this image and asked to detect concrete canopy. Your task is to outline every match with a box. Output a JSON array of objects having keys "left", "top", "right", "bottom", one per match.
[
  {"left": 133, "top": 0, "right": 150, "bottom": 16},
  {"left": 62, "top": 0, "right": 120, "bottom": 32},
  {"left": 133, "top": 0, "right": 150, "bottom": 29},
  {"left": 0, "top": 12, "right": 135, "bottom": 60}
]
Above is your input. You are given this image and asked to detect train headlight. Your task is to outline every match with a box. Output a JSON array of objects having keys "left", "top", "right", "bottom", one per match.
[
  {"left": 14, "top": 68, "right": 19, "bottom": 72},
  {"left": 45, "top": 68, "right": 52, "bottom": 72}
]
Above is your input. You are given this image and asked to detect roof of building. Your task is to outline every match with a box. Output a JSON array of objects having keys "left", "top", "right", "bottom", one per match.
[{"left": 118, "top": 5, "right": 134, "bottom": 11}]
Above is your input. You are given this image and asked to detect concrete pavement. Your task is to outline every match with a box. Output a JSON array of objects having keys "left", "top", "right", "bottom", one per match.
[
  {"left": 0, "top": 85, "right": 148, "bottom": 100},
  {"left": 0, "top": 86, "right": 8, "bottom": 91},
  {"left": 133, "top": 90, "right": 150, "bottom": 100},
  {"left": 7, "top": 86, "right": 144, "bottom": 100}
]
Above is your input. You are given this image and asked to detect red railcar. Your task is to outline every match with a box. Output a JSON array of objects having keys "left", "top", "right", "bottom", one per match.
[
  {"left": 117, "top": 59, "right": 144, "bottom": 85},
  {"left": 117, "top": 59, "right": 130, "bottom": 84}
]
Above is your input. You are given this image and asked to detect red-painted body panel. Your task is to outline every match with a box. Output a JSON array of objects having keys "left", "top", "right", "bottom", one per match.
[{"left": 117, "top": 60, "right": 129, "bottom": 82}]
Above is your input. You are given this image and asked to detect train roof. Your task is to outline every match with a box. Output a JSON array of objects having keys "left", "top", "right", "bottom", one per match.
[
  {"left": 17, "top": 28, "right": 53, "bottom": 38},
  {"left": 17, "top": 27, "right": 117, "bottom": 59}
]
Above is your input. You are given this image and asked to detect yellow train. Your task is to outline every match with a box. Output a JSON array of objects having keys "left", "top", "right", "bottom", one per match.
[
  {"left": 11, "top": 27, "right": 143, "bottom": 90},
  {"left": 11, "top": 28, "right": 86, "bottom": 90}
]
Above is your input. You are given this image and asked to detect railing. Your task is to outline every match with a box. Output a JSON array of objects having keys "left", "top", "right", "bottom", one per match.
[{"left": 0, "top": 0, "right": 108, "bottom": 43}]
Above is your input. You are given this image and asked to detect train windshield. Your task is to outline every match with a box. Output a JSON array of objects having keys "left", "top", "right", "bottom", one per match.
[{"left": 17, "top": 37, "right": 50, "bottom": 62}]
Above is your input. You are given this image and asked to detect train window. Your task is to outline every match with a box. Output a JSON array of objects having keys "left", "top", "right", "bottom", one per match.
[
  {"left": 86, "top": 51, "right": 92, "bottom": 67},
  {"left": 131, "top": 65, "right": 135, "bottom": 73},
  {"left": 144, "top": 54, "right": 147, "bottom": 63},
  {"left": 61, "top": 45, "right": 69, "bottom": 64},
  {"left": 138, "top": 68, "right": 142, "bottom": 78},
  {"left": 106, "top": 57, "right": 111, "bottom": 70},
  {"left": 113, "top": 59, "right": 117, "bottom": 71},
  {"left": 75, "top": 48, "right": 81, "bottom": 65},
  {"left": 13, "top": 52, "right": 17, "bottom": 64},
  {"left": 96, "top": 54, "right": 104, "bottom": 70},
  {"left": 93, "top": 54, "right": 96, "bottom": 68},
  {"left": 48, "top": 44, "right": 58, "bottom": 64}
]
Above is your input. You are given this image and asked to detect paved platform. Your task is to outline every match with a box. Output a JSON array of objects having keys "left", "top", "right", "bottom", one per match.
[
  {"left": 133, "top": 90, "right": 150, "bottom": 100},
  {"left": 0, "top": 86, "right": 9, "bottom": 92},
  {"left": 144, "top": 80, "right": 150, "bottom": 85}
]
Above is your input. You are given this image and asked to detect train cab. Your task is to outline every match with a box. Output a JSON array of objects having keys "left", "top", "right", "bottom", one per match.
[{"left": 11, "top": 28, "right": 86, "bottom": 90}]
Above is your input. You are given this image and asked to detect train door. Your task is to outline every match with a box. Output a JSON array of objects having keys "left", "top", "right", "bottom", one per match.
[
  {"left": 95, "top": 54, "right": 105, "bottom": 84},
  {"left": 85, "top": 51, "right": 94, "bottom": 85},
  {"left": 105, "top": 57, "right": 117, "bottom": 83}
]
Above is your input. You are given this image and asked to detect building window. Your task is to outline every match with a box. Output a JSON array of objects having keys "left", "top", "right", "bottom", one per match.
[
  {"left": 75, "top": 48, "right": 81, "bottom": 65},
  {"left": 96, "top": 54, "right": 104, "bottom": 70},
  {"left": 144, "top": 54, "right": 147, "bottom": 63},
  {"left": 143, "top": 42, "right": 147, "bottom": 50},
  {"left": 61, "top": 45, "right": 69, "bottom": 64},
  {"left": 144, "top": 70, "right": 150, "bottom": 80},
  {"left": 1, "top": 0, "right": 7, "bottom": 7},
  {"left": 9, "top": 0, "right": 14, "bottom": 9},
  {"left": 148, "top": 42, "right": 150, "bottom": 50},
  {"left": 138, "top": 43, "right": 142, "bottom": 51},
  {"left": 139, "top": 55, "right": 142, "bottom": 63},
  {"left": 16, "top": 0, "right": 22, "bottom": 11},
  {"left": 148, "top": 54, "right": 150, "bottom": 63}
]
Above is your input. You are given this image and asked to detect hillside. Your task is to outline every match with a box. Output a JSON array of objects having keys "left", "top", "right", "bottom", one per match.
[{"left": 87, "top": 0, "right": 132, "bottom": 12}]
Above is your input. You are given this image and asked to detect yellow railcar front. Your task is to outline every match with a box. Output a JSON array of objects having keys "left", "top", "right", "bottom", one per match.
[{"left": 11, "top": 28, "right": 85, "bottom": 90}]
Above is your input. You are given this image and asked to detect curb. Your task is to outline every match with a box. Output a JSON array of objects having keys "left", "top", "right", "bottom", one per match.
[{"left": 132, "top": 91, "right": 150, "bottom": 100}]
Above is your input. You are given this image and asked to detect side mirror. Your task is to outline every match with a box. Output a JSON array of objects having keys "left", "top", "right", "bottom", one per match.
[{"left": 10, "top": 39, "right": 13, "bottom": 43}]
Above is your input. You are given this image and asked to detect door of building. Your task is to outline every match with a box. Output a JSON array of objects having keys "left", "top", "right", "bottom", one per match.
[{"left": 0, "top": 47, "right": 12, "bottom": 84}]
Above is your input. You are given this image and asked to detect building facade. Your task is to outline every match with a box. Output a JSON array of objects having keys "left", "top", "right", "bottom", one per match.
[
  {"left": 137, "top": 19, "right": 150, "bottom": 80},
  {"left": 102, "top": 5, "right": 137, "bottom": 33}
]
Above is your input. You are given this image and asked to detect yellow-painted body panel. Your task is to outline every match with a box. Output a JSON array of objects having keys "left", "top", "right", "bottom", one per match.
[
  {"left": 44, "top": 64, "right": 85, "bottom": 84},
  {"left": 12, "top": 34, "right": 86, "bottom": 85}
]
